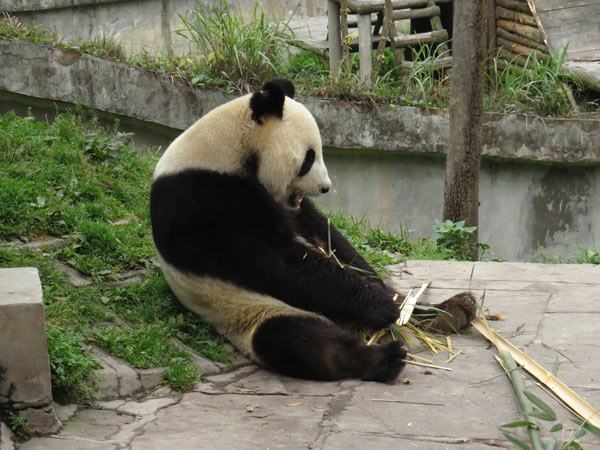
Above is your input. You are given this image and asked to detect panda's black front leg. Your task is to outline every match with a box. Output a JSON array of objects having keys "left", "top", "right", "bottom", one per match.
[{"left": 239, "top": 239, "right": 400, "bottom": 330}]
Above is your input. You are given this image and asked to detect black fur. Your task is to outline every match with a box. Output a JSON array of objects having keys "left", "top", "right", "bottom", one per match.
[
  {"left": 150, "top": 169, "right": 399, "bottom": 330},
  {"left": 243, "top": 152, "right": 259, "bottom": 178},
  {"left": 249, "top": 79, "right": 295, "bottom": 123},
  {"left": 298, "top": 149, "right": 315, "bottom": 177},
  {"left": 252, "top": 315, "right": 406, "bottom": 383}
]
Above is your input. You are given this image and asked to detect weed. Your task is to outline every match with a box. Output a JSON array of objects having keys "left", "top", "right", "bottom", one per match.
[
  {"left": 538, "top": 246, "right": 600, "bottom": 265},
  {"left": 9, "top": 413, "right": 28, "bottom": 437},
  {"left": 177, "top": 0, "right": 292, "bottom": 90},
  {"left": 430, "top": 219, "right": 489, "bottom": 261},
  {"left": 46, "top": 326, "right": 100, "bottom": 402}
]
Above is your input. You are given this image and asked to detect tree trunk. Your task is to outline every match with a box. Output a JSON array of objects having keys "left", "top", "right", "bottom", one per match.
[{"left": 442, "top": 1, "right": 486, "bottom": 260}]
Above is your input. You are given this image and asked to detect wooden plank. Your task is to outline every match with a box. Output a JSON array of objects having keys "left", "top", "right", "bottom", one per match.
[
  {"left": 497, "top": 0, "right": 531, "bottom": 13},
  {"left": 348, "top": 29, "right": 448, "bottom": 49},
  {"left": 335, "top": 0, "right": 451, "bottom": 15},
  {"left": 327, "top": 0, "right": 342, "bottom": 73},
  {"left": 496, "top": 27, "right": 549, "bottom": 53},
  {"left": 357, "top": 13, "right": 373, "bottom": 83},
  {"left": 391, "top": 5, "right": 440, "bottom": 20},
  {"left": 496, "top": 6, "right": 537, "bottom": 26},
  {"left": 497, "top": 19, "right": 543, "bottom": 43},
  {"left": 497, "top": 36, "right": 550, "bottom": 61}
]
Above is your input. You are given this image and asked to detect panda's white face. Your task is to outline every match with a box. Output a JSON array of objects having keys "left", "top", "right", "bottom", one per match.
[{"left": 249, "top": 98, "right": 331, "bottom": 209}]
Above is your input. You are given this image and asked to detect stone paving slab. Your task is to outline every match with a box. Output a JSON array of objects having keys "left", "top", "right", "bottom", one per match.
[{"left": 14, "top": 261, "right": 600, "bottom": 449}]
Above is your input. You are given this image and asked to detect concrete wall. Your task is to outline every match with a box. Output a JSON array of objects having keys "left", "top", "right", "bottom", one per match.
[
  {"left": 1, "top": 39, "right": 600, "bottom": 261},
  {"left": 1, "top": 0, "right": 325, "bottom": 55},
  {"left": 319, "top": 150, "right": 600, "bottom": 261}
]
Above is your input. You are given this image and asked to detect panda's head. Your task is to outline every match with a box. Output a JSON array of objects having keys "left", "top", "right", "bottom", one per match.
[{"left": 247, "top": 79, "right": 331, "bottom": 210}]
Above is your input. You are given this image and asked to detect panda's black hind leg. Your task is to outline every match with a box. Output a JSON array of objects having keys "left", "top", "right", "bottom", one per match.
[{"left": 252, "top": 315, "right": 406, "bottom": 383}]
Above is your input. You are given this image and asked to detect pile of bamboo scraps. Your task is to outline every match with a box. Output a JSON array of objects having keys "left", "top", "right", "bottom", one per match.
[
  {"left": 363, "top": 282, "right": 463, "bottom": 372},
  {"left": 364, "top": 283, "right": 600, "bottom": 435}
]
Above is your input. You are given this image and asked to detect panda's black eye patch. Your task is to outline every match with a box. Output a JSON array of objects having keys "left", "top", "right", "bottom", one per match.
[{"left": 298, "top": 149, "right": 315, "bottom": 177}]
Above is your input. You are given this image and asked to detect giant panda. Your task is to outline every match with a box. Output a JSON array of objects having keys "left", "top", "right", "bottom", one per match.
[{"left": 150, "top": 79, "right": 476, "bottom": 383}]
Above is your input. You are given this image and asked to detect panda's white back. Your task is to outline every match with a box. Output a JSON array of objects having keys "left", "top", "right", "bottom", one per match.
[{"left": 153, "top": 95, "right": 254, "bottom": 178}]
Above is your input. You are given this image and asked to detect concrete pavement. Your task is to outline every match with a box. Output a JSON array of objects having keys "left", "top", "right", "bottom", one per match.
[{"left": 15, "top": 261, "right": 600, "bottom": 449}]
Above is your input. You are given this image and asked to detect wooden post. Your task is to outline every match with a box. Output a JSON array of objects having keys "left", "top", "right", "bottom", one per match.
[
  {"left": 357, "top": 13, "right": 373, "bottom": 84},
  {"left": 327, "top": 0, "right": 342, "bottom": 75},
  {"left": 443, "top": 0, "right": 486, "bottom": 260}
]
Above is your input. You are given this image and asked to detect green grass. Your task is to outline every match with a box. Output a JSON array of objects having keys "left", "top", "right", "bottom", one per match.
[
  {"left": 0, "top": 111, "right": 230, "bottom": 399},
  {"left": 537, "top": 247, "right": 600, "bottom": 265},
  {"left": 486, "top": 48, "right": 577, "bottom": 117}
]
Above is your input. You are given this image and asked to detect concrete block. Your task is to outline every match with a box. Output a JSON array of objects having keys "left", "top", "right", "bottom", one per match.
[
  {"left": 0, "top": 268, "right": 53, "bottom": 406},
  {"left": 0, "top": 267, "right": 61, "bottom": 435}
]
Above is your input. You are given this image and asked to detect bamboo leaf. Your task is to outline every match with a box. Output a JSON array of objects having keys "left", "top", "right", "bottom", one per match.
[
  {"left": 528, "top": 411, "right": 556, "bottom": 422},
  {"left": 549, "top": 423, "right": 563, "bottom": 432},
  {"left": 501, "top": 421, "right": 538, "bottom": 429},
  {"left": 573, "top": 426, "right": 587, "bottom": 440},
  {"left": 503, "top": 432, "right": 532, "bottom": 450},
  {"left": 571, "top": 418, "right": 600, "bottom": 436},
  {"left": 523, "top": 391, "right": 557, "bottom": 421}
]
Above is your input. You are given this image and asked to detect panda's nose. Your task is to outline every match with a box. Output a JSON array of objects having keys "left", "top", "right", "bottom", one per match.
[{"left": 321, "top": 186, "right": 329, "bottom": 194}]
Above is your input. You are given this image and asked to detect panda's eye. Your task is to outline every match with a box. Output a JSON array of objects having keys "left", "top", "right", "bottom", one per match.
[{"left": 298, "top": 149, "right": 315, "bottom": 177}]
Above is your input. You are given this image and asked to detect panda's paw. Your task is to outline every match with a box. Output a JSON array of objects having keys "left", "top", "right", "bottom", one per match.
[
  {"left": 420, "top": 291, "right": 477, "bottom": 334},
  {"left": 362, "top": 341, "right": 407, "bottom": 384},
  {"left": 362, "top": 296, "right": 400, "bottom": 330}
]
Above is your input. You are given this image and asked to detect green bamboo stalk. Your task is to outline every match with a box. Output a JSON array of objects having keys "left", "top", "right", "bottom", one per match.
[{"left": 498, "top": 349, "right": 543, "bottom": 450}]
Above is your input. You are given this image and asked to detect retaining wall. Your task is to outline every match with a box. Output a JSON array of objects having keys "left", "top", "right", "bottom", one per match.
[{"left": 1, "top": 38, "right": 600, "bottom": 260}]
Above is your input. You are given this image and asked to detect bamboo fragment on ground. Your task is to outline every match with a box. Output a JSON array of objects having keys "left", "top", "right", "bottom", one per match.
[{"left": 472, "top": 317, "right": 600, "bottom": 428}]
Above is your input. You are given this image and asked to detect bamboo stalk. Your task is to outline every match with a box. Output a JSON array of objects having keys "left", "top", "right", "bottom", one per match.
[
  {"left": 496, "top": 27, "right": 548, "bottom": 54},
  {"left": 498, "top": 350, "right": 544, "bottom": 450},
  {"left": 496, "top": 0, "right": 531, "bottom": 14},
  {"left": 473, "top": 318, "right": 600, "bottom": 428},
  {"left": 497, "top": 19, "right": 543, "bottom": 43},
  {"left": 398, "top": 281, "right": 430, "bottom": 326},
  {"left": 496, "top": 6, "right": 536, "bottom": 26},
  {"left": 497, "top": 36, "right": 549, "bottom": 62}
]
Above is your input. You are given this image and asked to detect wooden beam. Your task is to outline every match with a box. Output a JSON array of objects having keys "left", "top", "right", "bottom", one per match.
[
  {"left": 357, "top": 13, "right": 373, "bottom": 83},
  {"left": 496, "top": 6, "right": 536, "bottom": 26},
  {"left": 391, "top": 5, "right": 440, "bottom": 21},
  {"left": 496, "top": 0, "right": 531, "bottom": 14},
  {"left": 327, "top": 0, "right": 342, "bottom": 74},
  {"left": 496, "top": 27, "right": 548, "bottom": 54},
  {"left": 497, "top": 19, "right": 543, "bottom": 43},
  {"left": 497, "top": 36, "right": 550, "bottom": 61}
]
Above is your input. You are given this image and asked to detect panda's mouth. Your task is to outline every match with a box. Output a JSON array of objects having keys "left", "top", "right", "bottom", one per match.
[{"left": 288, "top": 192, "right": 304, "bottom": 208}]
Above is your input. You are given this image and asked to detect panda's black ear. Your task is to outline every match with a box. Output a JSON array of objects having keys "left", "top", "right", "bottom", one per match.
[{"left": 250, "top": 78, "right": 295, "bottom": 123}]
